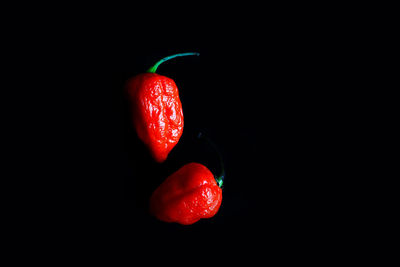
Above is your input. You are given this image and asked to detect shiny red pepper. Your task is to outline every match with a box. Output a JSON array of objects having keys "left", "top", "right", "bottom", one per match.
[
  {"left": 150, "top": 133, "right": 225, "bottom": 225},
  {"left": 125, "top": 53, "right": 199, "bottom": 163},
  {"left": 150, "top": 163, "right": 223, "bottom": 225}
]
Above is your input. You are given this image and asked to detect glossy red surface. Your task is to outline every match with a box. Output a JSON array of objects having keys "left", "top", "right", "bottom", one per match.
[
  {"left": 149, "top": 163, "right": 222, "bottom": 225},
  {"left": 126, "top": 73, "right": 184, "bottom": 162}
]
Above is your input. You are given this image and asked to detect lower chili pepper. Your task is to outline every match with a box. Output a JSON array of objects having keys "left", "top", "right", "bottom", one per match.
[{"left": 149, "top": 133, "right": 225, "bottom": 225}]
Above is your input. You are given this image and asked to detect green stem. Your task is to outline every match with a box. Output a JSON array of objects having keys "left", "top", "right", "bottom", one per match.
[
  {"left": 197, "top": 132, "right": 225, "bottom": 188},
  {"left": 147, "top": 52, "right": 200, "bottom": 73}
]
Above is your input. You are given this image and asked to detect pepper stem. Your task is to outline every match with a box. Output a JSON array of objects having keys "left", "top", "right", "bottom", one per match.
[
  {"left": 147, "top": 52, "right": 200, "bottom": 73},
  {"left": 197, "top": 132, "right": 225, "bottom": 188}
]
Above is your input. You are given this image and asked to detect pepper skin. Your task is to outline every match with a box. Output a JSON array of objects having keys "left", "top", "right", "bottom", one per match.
[
  {"left": 150, "top": 163, "right": 222, "bottom": 225},
  {"left": 125, "top": 53, "right": 198, "bottom": 163},
  {"left": 126, "top": 73, "right": 183, "bottom": 162}
]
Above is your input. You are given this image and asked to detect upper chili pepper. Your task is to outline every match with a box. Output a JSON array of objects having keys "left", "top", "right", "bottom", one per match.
[
  {"left": 126, "top": 53, "right": 199, "bottom": 162},
  {"left": 150, "top": 133, "right": 225, "bottom": 225}
]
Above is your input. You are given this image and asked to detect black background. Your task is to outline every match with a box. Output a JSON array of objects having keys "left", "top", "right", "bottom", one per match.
[
  {"left": 9, "top": 10, "right": 363, "bottom": 260},
  {"left": 4, "top": 4, "right": 391, "bottom": 263},
  {"left": 68, "top": 34, "right": 343, "bottom": 249}
]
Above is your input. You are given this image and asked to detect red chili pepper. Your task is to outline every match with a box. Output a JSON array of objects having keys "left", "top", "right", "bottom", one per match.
[
  {"left": 125, "top": 53, "right": 199, "bottom": 163},
  {"left": 150, "top": 133, "right": 225, "bottom": 225}
]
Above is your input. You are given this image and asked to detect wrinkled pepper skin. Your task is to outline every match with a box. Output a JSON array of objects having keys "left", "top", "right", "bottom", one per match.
[
  {"left": 150, "top": 163, "right": 222, "bottom": 225},
  {"left": 126, "top": 73, "right": 184, "bottom": 163}
]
